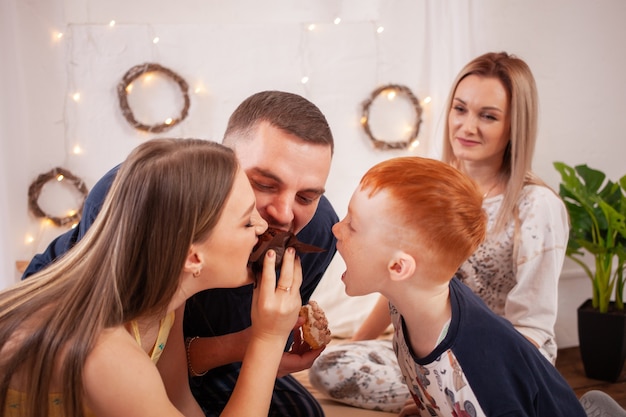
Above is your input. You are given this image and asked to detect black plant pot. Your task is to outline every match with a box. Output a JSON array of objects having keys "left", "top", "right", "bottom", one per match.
[{"left": 577, "top": 299, "right": 626, "bottom": 382}]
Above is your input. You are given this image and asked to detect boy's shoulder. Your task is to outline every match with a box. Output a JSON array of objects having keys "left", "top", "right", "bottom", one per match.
[{"left": 392, "top": 279, "right": 586, "bottom": 416}]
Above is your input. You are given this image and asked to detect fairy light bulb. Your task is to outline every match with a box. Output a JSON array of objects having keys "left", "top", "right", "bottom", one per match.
[
  {"left": 72, "top": 92, "right": 81, "bottom": 102},
  {"left": 308, "top": 24, "right": 316, "bottom": 31},
  {"left": 376, "top": 26, "right": 384, "bottom": 34},
  {"left": 334, "top": 17, "right": 341, "bottom": 25},
  {"left": 25, "top": 235, "right": 34, "bottom": 245},
  {"left": 164, "top": 118, "right": 173, "bottom": 125},
  {"left": 153, "top": 37, "right": 160, "bottom": 44},
  {"left": 56, "top": 174, "right": 64, "bottom": 182},
  {"left": 423, "top": 96, "right": 432, "bottom": 104},
  {"left": 301, "top": 76, "right": 309, "bottom": 84},
  {"left": 109, "top": 20, "right": 116, "bottom": 27},
  {"left": 386, "top": 90, "right": 397, "bottom": 101},
  {"left": 72, "top": 145, "right": 83, "bottom": 155}
]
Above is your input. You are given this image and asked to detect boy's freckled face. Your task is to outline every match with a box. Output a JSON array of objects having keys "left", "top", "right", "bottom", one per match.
[{"left": 332, "top": 186, "right": 395, "bottom": 296}]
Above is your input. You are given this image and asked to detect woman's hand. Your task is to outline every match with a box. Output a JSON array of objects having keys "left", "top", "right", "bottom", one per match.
[
  {"left": 221, "top": 248, "right": 303, "bottom": 416},
  {"left": 250, "top": 247, "right": 302, "bottom": 344}
]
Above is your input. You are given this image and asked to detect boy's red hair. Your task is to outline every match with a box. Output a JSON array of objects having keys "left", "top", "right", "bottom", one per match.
[{"left": 360, "top": 156, "right": 486, "bottom": 270}]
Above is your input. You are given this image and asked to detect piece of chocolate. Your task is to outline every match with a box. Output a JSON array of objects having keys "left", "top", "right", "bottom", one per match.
[{"left": 248, "top": 228, "right": 325, "bottom": 276}]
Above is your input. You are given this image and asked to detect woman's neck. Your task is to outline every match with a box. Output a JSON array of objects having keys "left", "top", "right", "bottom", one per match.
[{"left": 459, "top": 161, "right": 504, "bottom": 198}]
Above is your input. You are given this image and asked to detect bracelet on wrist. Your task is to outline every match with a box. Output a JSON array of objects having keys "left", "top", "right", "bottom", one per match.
[{"left": 185, "top": 336, "right": 208, "bottom": 377}]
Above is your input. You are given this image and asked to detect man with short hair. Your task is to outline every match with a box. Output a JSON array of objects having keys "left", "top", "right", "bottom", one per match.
[{"left": 23, "top": 91, "right": 338, "bottom": 417}]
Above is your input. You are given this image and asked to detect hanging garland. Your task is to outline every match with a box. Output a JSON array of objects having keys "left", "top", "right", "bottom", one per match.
[
  {"left": 360, "top": 83, "right": 423, "bottom": 150},
  {"left": 28, "top": 167, "right": 89, "bottom": 227},
  {"left": 117, "top": 62, "right": 190, "bottom": 133}
]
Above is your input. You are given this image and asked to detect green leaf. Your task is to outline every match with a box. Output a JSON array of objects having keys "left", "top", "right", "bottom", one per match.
[{"left": 554, "top": 161, "right": 626, "bottom": 312}]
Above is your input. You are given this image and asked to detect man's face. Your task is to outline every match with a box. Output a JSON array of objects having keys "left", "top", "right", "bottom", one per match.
[{"left": 233, "top": 121, "right": 332, "bottom": 234}]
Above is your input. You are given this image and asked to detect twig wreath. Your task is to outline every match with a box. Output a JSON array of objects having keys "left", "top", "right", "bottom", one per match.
[
  {"left": 360, "top": 84, "right": 423, "bottom": 150},
  {"left": 117, "top": 63, "right": 190, "bottom": 133},
  {"left": 28, "top": 167, "right": 89, "bottom": 227}
]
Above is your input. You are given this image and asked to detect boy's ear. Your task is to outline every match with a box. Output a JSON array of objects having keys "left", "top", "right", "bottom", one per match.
[{"left": 388, "top": 251, "right": 416, "bottom": 282}]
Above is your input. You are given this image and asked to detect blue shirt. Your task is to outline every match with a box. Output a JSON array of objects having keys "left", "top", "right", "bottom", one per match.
[{"left": 392, "top": 278, "right": 586, "bottom": 417}]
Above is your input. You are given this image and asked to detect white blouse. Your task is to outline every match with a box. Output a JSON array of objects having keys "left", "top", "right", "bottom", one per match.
[{"left": 456, "top": 184, "right": 569, "bottom": 363}]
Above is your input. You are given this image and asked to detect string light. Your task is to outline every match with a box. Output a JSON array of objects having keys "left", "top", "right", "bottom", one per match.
[
  {"left": 72, "top": 145, "right": 83, "bottom": 155},
  {"left": 24, "top": 235, "right": 34, "bottom": 245},
  {"left": 301, "top": 76, "right": 309, "bottom": 84},
  {"left": 334, "top": 17, "right": 341, "bottom": 25},
  {"left": 423, "top": 96, "right": 432, "bottom": 104},
  {"left": 53, "top": 31, "right": 63, "bottom": 41},
  {"left": 308, "top": 24, "right": 316, "bottom": 31},
  {"left": 153, "top": 37, "right": 160, "bottom": 44},
  {"left": 376, "top": 26, "right": 384, "bottom": 34},
  {"left": 109, "top": 20, "right": 116, "bottom": 27},
  {"left": 72, "top": 92, "right": 81, "bottom": 102}
]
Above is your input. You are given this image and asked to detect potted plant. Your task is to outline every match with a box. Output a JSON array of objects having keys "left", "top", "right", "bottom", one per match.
[{"left": 554, "top": 162, "right": 626, "bottom": 382}]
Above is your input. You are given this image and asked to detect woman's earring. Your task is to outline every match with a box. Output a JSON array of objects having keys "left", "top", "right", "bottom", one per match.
[{"left": 193, "top": 269, "right": 201, "bottom": 278}]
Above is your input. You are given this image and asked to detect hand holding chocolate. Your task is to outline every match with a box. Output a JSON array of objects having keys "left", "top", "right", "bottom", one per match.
[{"left": 248, "top": 227, "right": 326, "bottom": 275}]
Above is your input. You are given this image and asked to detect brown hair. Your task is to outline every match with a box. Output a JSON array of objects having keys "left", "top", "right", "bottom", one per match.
[
  {"left": 442, "top": 51, "right": 546, "bottom": 233},
  {"left": 222, "top": 90, "right": 334, "bottom": 154},
  {"left": 0, "top": 138, "right": 238, "bottom": 417},
  {"left": 360, "top": 156, "right": 486, "bottom": 274}
]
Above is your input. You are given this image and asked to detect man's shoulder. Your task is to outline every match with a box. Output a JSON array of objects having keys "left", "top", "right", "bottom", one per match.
[
  {"left": 303, "top": 195, "right": 338, "bottom": 230},
  {"left": 297, "top": 195, "right": 337, "bottom": 248}
]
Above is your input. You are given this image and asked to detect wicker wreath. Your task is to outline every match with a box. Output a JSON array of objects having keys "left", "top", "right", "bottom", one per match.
[
  {"left": 28, "top": 167, "right": 89, "bottom": 227},
  {"left": 117, "top": 63, "right": 190, "bottom": 133},
  {"left": 361, "top": 84, "right": 423, "bottom": 150}
]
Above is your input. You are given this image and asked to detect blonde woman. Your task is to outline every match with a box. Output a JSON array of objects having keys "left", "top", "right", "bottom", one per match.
[{"left": 310, "top": 52, "right": 569, "bottom": 413}]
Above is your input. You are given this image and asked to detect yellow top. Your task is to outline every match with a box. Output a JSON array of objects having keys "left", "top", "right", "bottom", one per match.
[{"left": 4, "top": 311, "right": 175, "bottom": 416}]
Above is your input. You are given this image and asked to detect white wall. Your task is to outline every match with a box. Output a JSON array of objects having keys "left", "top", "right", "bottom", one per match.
[{"left": 1, "top": 0, "right": 625, "bottom": 348}]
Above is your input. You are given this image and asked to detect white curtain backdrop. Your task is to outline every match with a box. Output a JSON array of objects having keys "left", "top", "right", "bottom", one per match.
[
  {"left": 0, "top": 0, "right": 24, "bottom": 288},
  {"left": 0, "top": 0, "right": 474, "bottom": 290}
]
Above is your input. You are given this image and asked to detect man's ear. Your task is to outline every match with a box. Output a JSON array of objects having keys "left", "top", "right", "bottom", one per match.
[{"left": 388, "top": 251, "right": 416, "bottom": 282}]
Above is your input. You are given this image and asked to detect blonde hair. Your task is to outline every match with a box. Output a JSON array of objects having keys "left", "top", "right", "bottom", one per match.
[
  {"left": 360, "top": 157, "right": 486, "bottom": 275},
  {"left": 442, "top": 51, "right": 547, "bottom": 233},
  {"left": 0, "top": 138, "right": 238, "bottom": 417}
]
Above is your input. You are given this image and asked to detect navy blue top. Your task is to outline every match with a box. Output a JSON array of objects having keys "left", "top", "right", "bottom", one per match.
[{"left": 392, "top": 278, "right": 586, "bottom": 416}]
